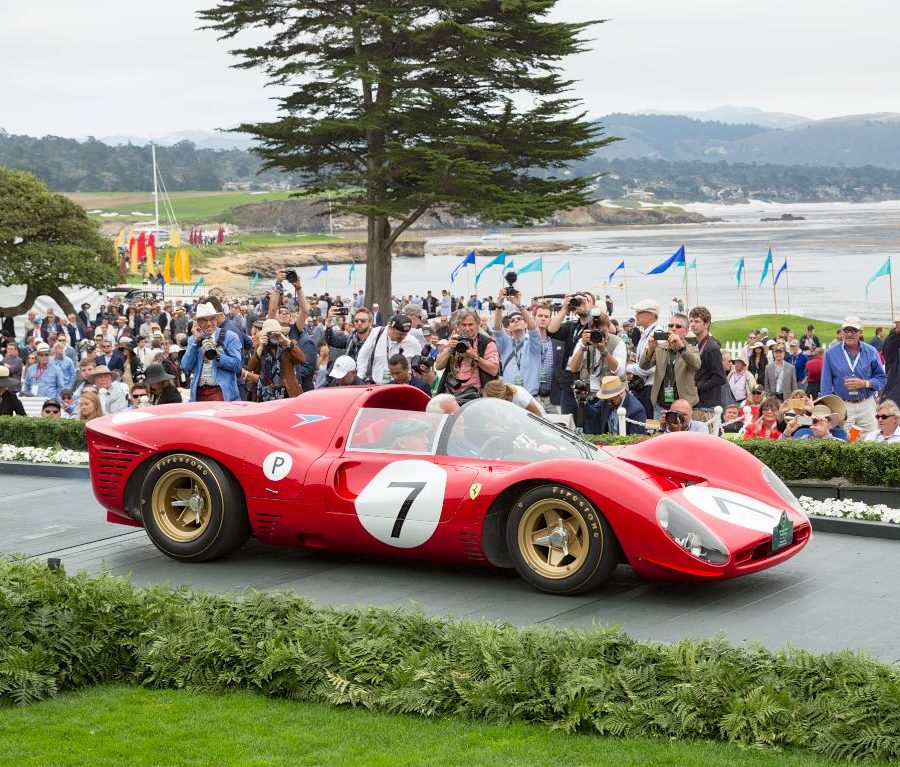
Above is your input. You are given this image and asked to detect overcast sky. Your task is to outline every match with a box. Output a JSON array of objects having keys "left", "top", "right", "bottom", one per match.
[{"left": 3, "top": 0, "right": 898, "bottom": 138}]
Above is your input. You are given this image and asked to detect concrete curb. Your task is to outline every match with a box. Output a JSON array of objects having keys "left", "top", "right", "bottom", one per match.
[{"left": 1, "top": 462, "right": 899, "bottom": 541}]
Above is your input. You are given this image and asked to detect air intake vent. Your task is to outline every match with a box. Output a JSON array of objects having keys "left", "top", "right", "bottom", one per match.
[
  {"left": 96, "top": 447, "right": 141, "bottom": 503},
  {"left": 254, "top": 512, "right": 281, "bottom": 541},
  {"left": 458, "top": 530, "right": 484, "bottom": 561}
]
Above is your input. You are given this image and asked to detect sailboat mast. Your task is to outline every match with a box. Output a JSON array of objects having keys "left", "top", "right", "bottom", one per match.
[{"left": 151, "top": 143, "right": 160, "bottom": 237}]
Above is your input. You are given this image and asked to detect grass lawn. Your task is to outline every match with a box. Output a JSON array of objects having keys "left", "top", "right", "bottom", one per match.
[
  {"left": 711, "top": 314, "right": 849, "bottom": 344},
  {"left": 79, "top": 190, "right": 299, "bottom": 222},
  {"left": 0, "top": 685, "right": 875, "bottom": 767}
]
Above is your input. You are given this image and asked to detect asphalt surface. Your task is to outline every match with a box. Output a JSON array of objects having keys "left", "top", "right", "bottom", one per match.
[{"left": 4, "top": 469, "right": 899, "bottom": 663}]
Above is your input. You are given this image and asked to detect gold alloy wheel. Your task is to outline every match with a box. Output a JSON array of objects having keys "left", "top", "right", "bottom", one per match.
[
  {"left": 150, "top": 468, "right": 213, "bottom": 543},
  {"left": 516, "top": 497, "right": 591, "bottom": 579}
]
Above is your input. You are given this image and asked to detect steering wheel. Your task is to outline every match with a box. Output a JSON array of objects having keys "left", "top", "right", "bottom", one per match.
[{"left": 480, "top": 435, "right": 511, "bottom": 459}]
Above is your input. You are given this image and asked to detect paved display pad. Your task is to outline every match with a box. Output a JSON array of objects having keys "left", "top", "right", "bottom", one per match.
[{"left": 3, "top": 471, "right": 898, "bottom": 663}]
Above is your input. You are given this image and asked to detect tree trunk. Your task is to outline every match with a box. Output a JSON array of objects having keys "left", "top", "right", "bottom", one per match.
[
  {"left": 47, "top": 286, "right": 76, "bottom": 318},
  {"left": 365, "top": 215, "right": 392, "bottom": 315},
  {"left": 0, "top": 285, "right": 39, "bottom": 319}
]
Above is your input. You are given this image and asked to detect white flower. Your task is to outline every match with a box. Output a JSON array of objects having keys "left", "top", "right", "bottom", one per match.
[
  {"left": 0, "top": 443, "right": 88, "bottom": 466},
  {"left": 797, "top": 495, "right": 899, "bottom": 525}
]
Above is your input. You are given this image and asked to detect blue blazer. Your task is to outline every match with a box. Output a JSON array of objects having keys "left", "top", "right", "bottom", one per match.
[{"left": 182, "top": 327, "right": 243, "bottom": 401}]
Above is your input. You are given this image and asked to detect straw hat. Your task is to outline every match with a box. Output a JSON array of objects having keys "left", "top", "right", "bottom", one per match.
[
  {"left": 194, "top": 303, "right": 222, "bottom": 320},
  {"left": 815, "top": 394, "right": 846, "bottom": 427},
  {"left": 596, "top": 375, "right": 626, "bottom": 400}
]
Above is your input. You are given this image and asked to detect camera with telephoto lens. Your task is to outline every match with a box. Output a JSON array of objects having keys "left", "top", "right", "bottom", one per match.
[
  {"left": 200, "top": 335, "right": 219, "bottom": 360},
  {"left": 572, "top": 378, "right": 591, "bottom": 402},
  {"left": 569, "top": 295, "right": 583, "bottom": 311},
  {"left": 454, "top": 335, "right": 471, "bottom": 355}
]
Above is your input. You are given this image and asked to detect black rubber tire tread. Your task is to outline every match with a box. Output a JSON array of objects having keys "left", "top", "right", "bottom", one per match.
[
  {"left": 506, "top": 484, "right": 618, "bottom": 595},
  {"left": 139, "top": 452, "right": 250, "bottom": 562}
]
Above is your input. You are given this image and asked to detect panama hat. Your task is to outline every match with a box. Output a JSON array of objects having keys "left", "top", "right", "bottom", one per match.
[
  {"left": 0, "top": 364, "right": 19, "bottom": 390},
  {"left": 596, "top": 375, "right": 626, "bottom": 400},
  {"left": 194, "top": 303, "right": 222, "bottom": 320},
  {"left": 815, "top": 394, "right": 846, "bottom": 427},
  {"left": 260, "top": 318, "right": 290, "bottom": 335},
  {"left": 86, "top": 365, "right": 113, "bottom": 382}
]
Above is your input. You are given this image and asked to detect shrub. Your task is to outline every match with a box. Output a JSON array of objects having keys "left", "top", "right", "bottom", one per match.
[
  {"left": 0, "top": 416, "right": 86, "bottom": 450},
  {"left": 2, "top": 556, "right": 900, "bottom": 760}
]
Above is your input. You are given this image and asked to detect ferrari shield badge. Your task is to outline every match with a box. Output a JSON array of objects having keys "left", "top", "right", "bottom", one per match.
[
  {"left": 469, "top": 483, "right": 482, "bottom": 501},
  {"left": 771, "top": 511, "right": 794, "bottom": 552}
]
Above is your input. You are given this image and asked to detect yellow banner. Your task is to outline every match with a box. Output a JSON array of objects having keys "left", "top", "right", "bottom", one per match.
[
  {"left": 163, "top": 251, "right": 171, "bottom": 284},
  {"left": 169, "top": 226, "right": 181, "bottom": 248},
  {"left": 129, "top": 241, "right": 138, "bottom": 274}
]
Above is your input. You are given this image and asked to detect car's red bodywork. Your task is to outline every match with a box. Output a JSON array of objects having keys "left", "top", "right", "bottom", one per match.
[{"left": 86, "top": 385, "right": 811, "bottom": 582}]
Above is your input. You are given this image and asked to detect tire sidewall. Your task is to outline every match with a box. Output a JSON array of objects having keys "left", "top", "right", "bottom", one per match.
[
  {"left": 140, "top": 453, "right": 229, "bottom": 560},
  {"left": 507, "top": 484, "right": 614, "bottom": 595}
]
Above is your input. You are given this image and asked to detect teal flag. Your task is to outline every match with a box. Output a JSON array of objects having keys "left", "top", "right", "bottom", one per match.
[
  {"left": 735, "top": 258, "right": 745, "bottom": 286},
  {"left": 474, "top": 250, "right": 507, "bottom": 287},
  {"left": 759, "top": 248, "right": 773, "bottom": 286},
  {"left": 348, "top": 261, "right": 356, "bottom": 286},
  {"left": 550, "top": 261, "right": 570, "bottom": 283},
  {"left": 191, "top": 276, "right": 205, "bottom": 294},
  {"left": 865, "top": 256, "right": 892, "bottom": 297},
  {"left": 504, "top": 258, "right": 515, "bottom": 270},
  {"left": 517, "top": 257, "right": 543, "bottom": 274},
  {"left": 251, "top": 272, "right": 259, "bottom": 287},
  {"left": 687, "top": 258, "right": 697, "bottom": 270}
]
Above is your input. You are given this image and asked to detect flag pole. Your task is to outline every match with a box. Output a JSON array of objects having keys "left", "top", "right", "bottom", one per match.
[
  {"left": 770, "top": 244, "right": 778, "bottom": 319},
  {"left": 683, "top": 246, "right": 689, "bottom": 308},
  {"left": 622, "top": 266, "right": 629, "bottom": 309},
  {"left": 785, "top": 263, "right": 792, "bottom": 314},
  {"left": 890, "top": 256, "right": 895, "bottom": 320},
  {"left": 693, "top": 260, "right": 699, "bottom": 306},
  {"left": 540, "top": 263, "right": 545, "bottom": 299}
]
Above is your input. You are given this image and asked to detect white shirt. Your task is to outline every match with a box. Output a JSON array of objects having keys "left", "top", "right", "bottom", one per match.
[
  {"left": 509, "top": 384, "right": 545, "bottom": 415},
  {"left": 863, "top": 426, "right": 900, "bottom": 444},
  {"left": 440, "top": 295, "right": 453, "bottom": 317},
  {"left": 567, "top": 338, "right": 627, "bottom": 393},
  {"left": 356, "top": 327, "right": 422, "bottom": 385}
]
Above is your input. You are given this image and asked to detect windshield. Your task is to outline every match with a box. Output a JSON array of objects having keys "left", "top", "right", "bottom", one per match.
[{"left": 439, "top": 398, "right": 608, "bottom": 463}]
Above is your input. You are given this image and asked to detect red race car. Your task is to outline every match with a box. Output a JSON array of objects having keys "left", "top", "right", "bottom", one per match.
[{"left": 86, "top": 385, "right": 811, "bottom": 594}]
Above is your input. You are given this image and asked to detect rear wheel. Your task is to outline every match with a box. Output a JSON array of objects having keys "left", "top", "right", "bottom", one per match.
[
  {"left": 140, "top": 453, "right": 249, "bottom": 562},
  {"left": 506, "top": 484, "right": 617, "bottom": 594}
]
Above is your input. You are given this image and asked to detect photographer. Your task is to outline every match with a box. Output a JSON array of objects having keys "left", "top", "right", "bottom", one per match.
[
  {"left": 660, "top": 399, "right": 708, "bottom": 434},
  {"left": 590, "top": 376, "right": 647, "bottom": 435},
  {"left": 182, "top": 302, "right": 243, "bottom": 402},
  {"left": 625, "top": 299, "right": 661, "bottom": 418},
  {"left": 434, "top": 310, "right": 499, "bottom": 402},
  {"left": 491, "top": 280, "right": 541, "bottom": 395},
  {"left": 246, "top": 318, "right": 306, "bottom": 401},
  {"left": 566, "top": 310, "right": 626, "bottom": 432},
  {"left": 640, "top": 313, "right": 701, "bottom": 417},
  {"left": 357, "top": 315, "right": 422, "bottom": 385},
  {"left": 388, "top": 353, "right": 433, "bottom": 396},
  {"left": 325, "top": 305, "right": 372, "bottom": 362},
  {"left": 547, "top": 292, "right": 596, "bottom": 415}
]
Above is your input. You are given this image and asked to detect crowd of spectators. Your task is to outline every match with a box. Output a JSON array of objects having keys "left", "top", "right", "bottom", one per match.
[{"left": 1, "top": 270, "right": 898, "bottom": 445}]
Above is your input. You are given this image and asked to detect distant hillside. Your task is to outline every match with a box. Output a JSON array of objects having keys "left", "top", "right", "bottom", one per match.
[
  {"left": 637, "top": 106, "right": 810, "bottom": 129},
  {"left": 597, "top": 113, "right": 900, "bottom": 168}
]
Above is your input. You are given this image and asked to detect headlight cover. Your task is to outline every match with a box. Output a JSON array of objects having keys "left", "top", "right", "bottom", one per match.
[
  {"left": 762, "top": 466, "right": 804, "bottom": 515},
  {"left": 656, "top": 497, "right": 729, "bottom": 564}
]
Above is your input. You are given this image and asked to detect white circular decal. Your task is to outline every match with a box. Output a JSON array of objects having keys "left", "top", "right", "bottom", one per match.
[
  {"left": 262, "top": 451, "right": 293, "bottom": 481},
  {"left": 354, "top": 460, "right": 447, "bottom": 548},
  {"left": 682, "top": 486, "right": 784, "bottom": 534}
]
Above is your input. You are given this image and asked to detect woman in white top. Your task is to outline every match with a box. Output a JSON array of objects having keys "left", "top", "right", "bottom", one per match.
[{"left": 863, "top": 399, "right": 900, "bottom": 443}]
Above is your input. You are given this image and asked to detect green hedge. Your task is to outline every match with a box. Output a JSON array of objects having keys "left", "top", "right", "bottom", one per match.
[
  {"left": 586, "top": 434, "right": 900, "bottom": 487},
  {"left": 1, "top": 416, "right": 899, "bottom": 488},
  {"left": 1, "top": 557, "right": 898, "bottom": 761},
  {"left": 0, "top": 416, "right": 87, "bottom": 450}
]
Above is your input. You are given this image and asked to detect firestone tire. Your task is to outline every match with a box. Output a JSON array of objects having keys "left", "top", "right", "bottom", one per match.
[
  {"left": 506, "top": 484, "right": 618, "bottom": 595},
  {"left": 139, "top": 452, "right": 250, "bottom": 562}
]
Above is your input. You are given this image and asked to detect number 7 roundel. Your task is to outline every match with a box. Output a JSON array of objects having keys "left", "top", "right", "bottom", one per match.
[{"left": 354, "top": 460, "right": 448, "bottom": 548}]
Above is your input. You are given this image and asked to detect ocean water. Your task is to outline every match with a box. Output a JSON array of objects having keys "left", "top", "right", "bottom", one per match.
[{"left": 372, "top": 200, "right": 900, "bottom": 323}]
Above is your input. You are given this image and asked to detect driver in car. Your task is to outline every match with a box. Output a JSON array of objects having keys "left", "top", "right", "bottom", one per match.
[{"left": 385, "top": 418, "right": 433, "bottom": 452}]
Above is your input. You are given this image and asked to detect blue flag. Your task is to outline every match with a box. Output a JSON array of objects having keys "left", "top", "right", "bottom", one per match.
[
  {"left": 474, "top": 250, "right": 506, "bottom": 287},
  {"left": 759, "top": 248, "right": 773, "bottom": 286},
  {"left": 774, "top": 258, "right": 788, "bottom": 286},
  {"left": 451, "top": 249, "right": 476, "bottom": 283},
  {"left": 550, "top": 261, "right": 570, "bottom": 283},
  {"left": 642, "top": 245, "right": 685, "bottom": 275},
  {"left": 314, "top": 263, "right": 329, "bottom": 278},
  {"left": 735, "top": 258, "right": 745, "bottom": 287},
  {"left": 517, "top": 257, "right": 543, "bottom": 275},
  {"left": 865, "top": 256, "right": 892, "bottom": 297},
  {"left": 608, "top": 260, "right": 625, "bottom": 283},
  {"left": 348, "top": 261, "right": 356, "bottom": 286}
]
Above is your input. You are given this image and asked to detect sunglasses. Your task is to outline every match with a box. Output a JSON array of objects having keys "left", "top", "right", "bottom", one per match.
[
  {"left": 876, "top": 414, "right": 894, "bottom": 420},
  {"left": 811, "top": 417, "right": 830, "bottom": 425},
  {"left": 352, "top": 318, "right": 368, "bottom": 323},
  {"left": 37, "top": 352, "right": 50, "bottom": 356},
  {"left": 667, "top": 323, "right": 685, "bottom": 329},
  {"left": 842, "top": 327, "right": 860, "bottom": 333}
]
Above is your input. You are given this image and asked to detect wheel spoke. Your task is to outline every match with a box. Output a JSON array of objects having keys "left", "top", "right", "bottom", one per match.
[
  {"left": 530, "top": 526, "right": 554, "bottom": 547},
  {"left": 548, "top": 547, "right": 565, "bottom": 567}
]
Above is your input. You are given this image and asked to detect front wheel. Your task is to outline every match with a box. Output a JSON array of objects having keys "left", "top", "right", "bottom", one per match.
[
  {"left": 506, "top": 484, "right": 618, "bottom": 594},
  {"left": 140, "top": 453, "right": 249, "bottom": 562}
]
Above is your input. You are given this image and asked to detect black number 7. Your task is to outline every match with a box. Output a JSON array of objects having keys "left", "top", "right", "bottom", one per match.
[{"left": 388, "top": 481, "right": 427, "bottom": 538}]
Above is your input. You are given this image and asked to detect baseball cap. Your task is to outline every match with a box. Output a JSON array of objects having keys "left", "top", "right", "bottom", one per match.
[
  {"left": 329, "top": 355, "right": 357, "bottom": 379},
  {"left": 389, "top": 315, "right": 412, "bottom": 332},
  {"left": 841, "top": 315, "right": 863, "bottom": 330},
  {"left": 750, "top": 385, "right": 764, "bottom": 394}
]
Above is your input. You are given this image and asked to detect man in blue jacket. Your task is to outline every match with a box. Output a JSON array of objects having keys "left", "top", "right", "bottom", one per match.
[
  {"left": 589, "top": 375, "right": 647, "bottom": 436},
  {"left": 820, "top": 315, "right": 885, "bottom": 433},
  {"left": 181, "top": 302, "right": 243, "bottom": 401}
]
